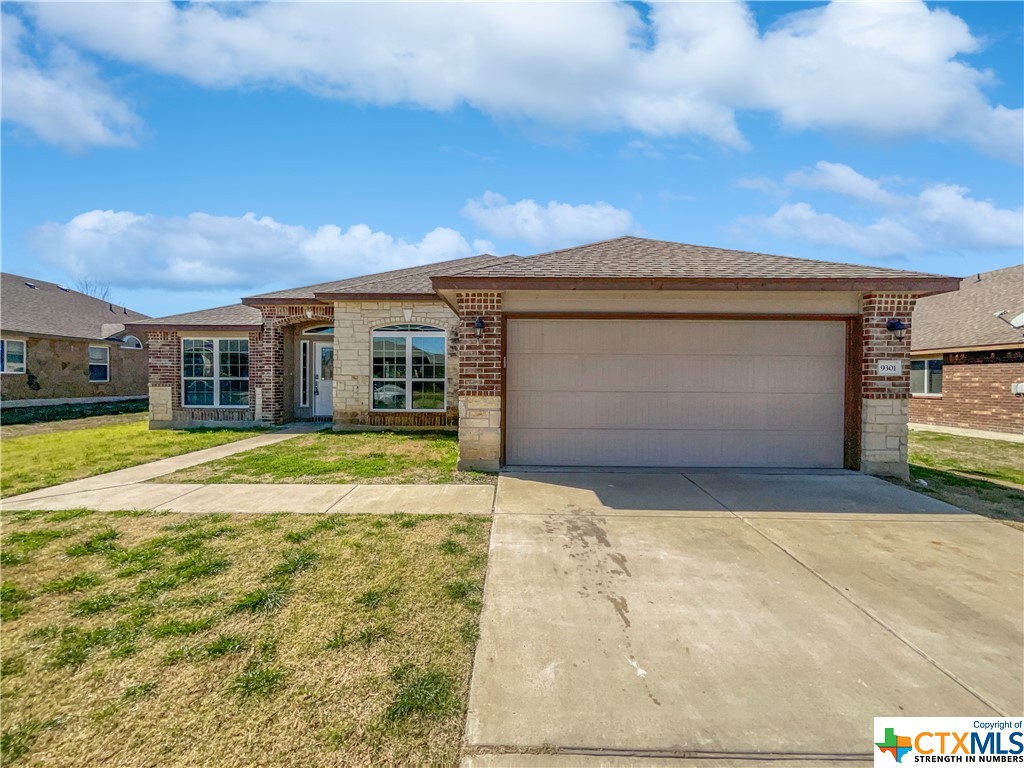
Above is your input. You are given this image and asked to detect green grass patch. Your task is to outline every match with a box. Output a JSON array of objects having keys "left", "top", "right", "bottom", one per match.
[
  {"left": 0, "top": 582, "right": 32, "bottom": 621},
  {"left": 42, "top": 572, "right": 105, "bottom": 594},
  {"left": 151, "top": 616, "right": 217, "bottom": 638},
  {"left": 65, "top": 528, "right": 121, "bottom": 557},
  {"left": 231, "top": 584, "right": 291, "bottom": 615},
  {"left": 203, "top": 633, "right": 250, "bottom": 658},
  {"left": 154, "top": 430, "right": 496, "bottom": 486},
  {"left": 354, "top": 585, "right": 400, "bottom": 610},
  {"left": 909, "top": 431, "right": 1024, "bottom": 486},
  {"left": 1, "top": 420, "right": 260, "bottom": 497},
  {"left": 0, "top": 717, "right": 65, "bottom": 764},
  {"left": 71, "top": 591, "right": 129, "bottom": 616},
  {"left": 229, "top": 661, "right": 287, "bottom": 697},
  {"left": 383, "top": 668, "right": 460, "bottom": 722},
  {"left": 267, "top": 548, "right": 320, "bottom": 578}
]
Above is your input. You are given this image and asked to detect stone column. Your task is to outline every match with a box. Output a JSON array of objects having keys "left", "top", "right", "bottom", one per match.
[
  {"left": 455, "top": 292, "right": 503, "bottom": 471},
  {"left": 860, "top": 293, "right": 917, "bottom": 478}
]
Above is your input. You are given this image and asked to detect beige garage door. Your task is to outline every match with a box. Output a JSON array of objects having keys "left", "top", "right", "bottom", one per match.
[{"left": 505, "top": 319, "right": 847, "bottom": 467}]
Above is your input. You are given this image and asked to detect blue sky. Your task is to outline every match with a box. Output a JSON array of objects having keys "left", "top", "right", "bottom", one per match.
[{"left": 2, "top": 1, "right": 1021, "bottom": 317}]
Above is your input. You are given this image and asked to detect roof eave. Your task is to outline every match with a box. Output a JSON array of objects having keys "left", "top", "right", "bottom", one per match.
[
  {"left": 911, "top": 341, "right": 1024, "bottom": 354},
  {"left": 240, "top": 297, "right": 329, "bottom": 307},
  {"left": 312, "top": 291, "right": 440, "bottom": 302},
  {"left": 125, "top": 322, "right": 262, "bottom": 333},
  {"left": 429, "top": 276, "right": 963, "bottom": 293}
]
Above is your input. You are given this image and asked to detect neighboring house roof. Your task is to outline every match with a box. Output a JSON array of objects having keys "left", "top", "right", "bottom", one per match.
[
  {"left": 244, "top": 254, "right": 505, "bottom": 304},
  {"left": 0, "top": 272, "right": 149, "bottom": 341},
  {"left": 125, "top": 303, "right": 263, "bottom": 332},
  {"left": 431, "top": 236, "right": 959, "bottom": 293},
  {"left": 911, "top": 264, "right": 1024, "bottom": 352}
]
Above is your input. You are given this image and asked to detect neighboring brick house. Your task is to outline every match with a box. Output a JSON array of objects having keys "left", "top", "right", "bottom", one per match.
[
  {"left": 0, "top": 273, "right": 150, "bottom": 407},
  {"left": 909, "top": 264, "right": 1024, "bottom": 437},
  {"left": 127, "top": 237, "right": 959, "bottom": 477}
]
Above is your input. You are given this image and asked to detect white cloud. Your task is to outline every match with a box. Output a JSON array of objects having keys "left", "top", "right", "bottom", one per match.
[
  {"left": 29, "top": 210, "right": 485, "bottom": 291},
  {"left": 744, "top": 162, "right": 1023, "bottom": 257},
  {"left": 461, "top": 192, "right": 635, "bottom": 249},
  {"left": 2, "top": 13, "right": 140, "bottom": 150},
  {"left": 15, "top": 1, "right": 1022, "bottom": 159},
  {"left": 755, "top": 203, "right": 922, "bottom": 258},
  {"left": 785, "top": 162, "right": 904, "bottom": 208}
]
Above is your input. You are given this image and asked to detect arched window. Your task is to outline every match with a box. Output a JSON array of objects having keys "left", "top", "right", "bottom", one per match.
[
  {"left": 304, "top": 325, "right": 334, "bottom": 335},
  {"left": 371, "top": 324, "right": 446, "bottom": 411},
  {"left": 120, "top": 335, "right": 143, "bottom": 349}
]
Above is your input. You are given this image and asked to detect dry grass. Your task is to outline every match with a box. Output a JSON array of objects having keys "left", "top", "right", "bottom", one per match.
[
  {"left": 0, "top": 507, "right": 490, "bottom": 766},
  {"left": 155, "top": 430, "right": 496, "bottom": 486}
]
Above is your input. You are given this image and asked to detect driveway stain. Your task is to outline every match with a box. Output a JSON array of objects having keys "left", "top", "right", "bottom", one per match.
[
  {"left": 606, "top": 594, "right": 631, "bottom": 627},
  {"left": 609, "top": 552, "right": 631, "bottom": 576}
]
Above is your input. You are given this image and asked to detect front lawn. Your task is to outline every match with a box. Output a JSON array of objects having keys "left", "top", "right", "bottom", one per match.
[
  {"left": 0, "top": 508, "right": 490, "bottom": 766},
  {"left": 156, "top": 430, "right": 495, "bottom": 485},
  {"left": 896, "top": 431, "right": 1024, "bottom": 529},
  {"left": 1, "top": 421, "right": 260, "bottom": 498}
]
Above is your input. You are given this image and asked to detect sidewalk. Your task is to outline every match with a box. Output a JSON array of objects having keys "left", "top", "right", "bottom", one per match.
[{"left": 0, "top": 424, "right": 495, "bottom": 516}]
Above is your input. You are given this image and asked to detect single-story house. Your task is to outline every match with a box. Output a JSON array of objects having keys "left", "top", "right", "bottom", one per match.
[
  {"left": 909, "top": 264, "right": 1023, "bottom": 436},
  {"left": 126, "top": 237, "right": 960, "bottom": 477},
  {"left": 1, "top": 273, "right": 150, "bottom": 407}
]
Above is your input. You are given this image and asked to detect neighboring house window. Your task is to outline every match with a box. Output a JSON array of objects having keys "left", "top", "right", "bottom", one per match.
[
  {"left": 121, "top": 335, "right": 143, "bottom": 349},
  {"left": 0, "top": 339, "right": 26, "bottom": 374},
  {"left": 371, "top": 325, "right": 446, "bottom": 411},
  {"left": 910, "top": 357, "right": 942, "bottom": 395},
  {"left": 182, "top": 338, "right": 249, "bottom": 407},
  {"left": 88, "top": 346, "right": 110, "bottom": 382}
]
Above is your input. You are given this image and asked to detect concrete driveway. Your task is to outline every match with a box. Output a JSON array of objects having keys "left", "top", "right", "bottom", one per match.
[{"left": 464, "top": 470, "right": 1024, "bottom": 766}]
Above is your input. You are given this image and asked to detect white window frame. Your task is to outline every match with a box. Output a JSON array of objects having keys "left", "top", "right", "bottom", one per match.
[
  {"left": 88, "top": 345, "right": 110, "bottom": 383},
  {"left": 910, "top": 356, "right": 943, "bottom": 396},
  {"left": 181, "top": 337, "right": 250, "bottom": 409},
  {"left": 120, "top": 335, "right": 143, "bottom": 350},
  {"left": 1, "top": 339, "right": 26, "bottom": 374},
  {"left": 370, "top": 326, "right": 447, "bottom": 413}
]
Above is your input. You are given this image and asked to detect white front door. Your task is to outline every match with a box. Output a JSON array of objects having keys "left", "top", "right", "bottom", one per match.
[{"left": 313, "top": 342, "right": 334, "bottom": 417}]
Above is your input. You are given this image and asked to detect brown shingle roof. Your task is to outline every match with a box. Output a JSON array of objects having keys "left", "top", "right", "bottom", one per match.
[
  {"left": 0, "top": 273, "right": 149, "bottom": 340},
  {"left": 439, "top": 236, "right": 953, "bottom": 282},
  {"left": 126, "top": 303, "right": 262, "bottom": 331},
  {"left": 245, "top": 254, "right": 502, "bottom": 303},
  {"left": 911, "top": 264, "right": 1024, "bottom": 352}
]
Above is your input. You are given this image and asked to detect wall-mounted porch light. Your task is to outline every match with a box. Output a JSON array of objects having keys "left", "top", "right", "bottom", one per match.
[
  {"left": 474, "top": 317, "right": 486, "bottom": 337},
  {"left": 885, "top": 318, "right": 908, "bottom": 341}
]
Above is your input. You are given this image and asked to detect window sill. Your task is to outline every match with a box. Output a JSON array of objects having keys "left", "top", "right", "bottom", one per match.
[
  {"left": 181, "top": 405, "right": 250, "bottom": 410},
  {"left": 1, "top": 371, "right": 26, "bottom": 375},
  {"left": 371, "top": 409, "right": 448, "bottom": 414},
  {"left": 911, "top": 393, "right": 943, "bottom": 399}
]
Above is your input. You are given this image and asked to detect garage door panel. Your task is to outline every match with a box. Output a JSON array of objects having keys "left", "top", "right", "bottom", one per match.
[
  {"left": 506, "top": 428, "right": 843, "bottom": 468},
  {"left": 507, "top": 319, "right": 845, "bottom": 357},
  {"left": 508, "top": 391, "right": 845, "bottom": 431},
  {"left": 507, "top": 353, "right": 844, "bottom": 394},
  {"left": 505, "top": 319, "right": 846, "bottom": 468}
]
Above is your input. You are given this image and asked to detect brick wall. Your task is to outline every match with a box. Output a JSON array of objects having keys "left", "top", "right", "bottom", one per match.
[
  {"left": 456, "top": 293, "right": 502, "bottom": 396},
  {"left": 455, "top": 292, "right": 503, "bottom": 470},
  {"left": 860, "top": 293, "right": 917, "bottom": 477},
  {"left": 909, "top": 351, "right": 1024, "bottom": 435}
]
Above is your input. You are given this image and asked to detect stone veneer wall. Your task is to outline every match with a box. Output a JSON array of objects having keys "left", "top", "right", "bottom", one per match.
[
  {"left": 454, "top": 292, "right": 503, "bottom": 471},
  {"left": 0, "top": 335, "right": 148, "bottom": 402},
  {"left": 860, "top": 292, "right": 917, "bottom": 477},
  {"left": 332, "top": 300, "right": 459, "bottom": 427}
]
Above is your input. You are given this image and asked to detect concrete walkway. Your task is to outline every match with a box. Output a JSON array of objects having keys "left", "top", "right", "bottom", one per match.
[
  {"left": 464, "top": 470, "right": 1023, "bottom": 766},
  {"left": 0, "top": 424, "right": 495, "bottom": 516}
]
